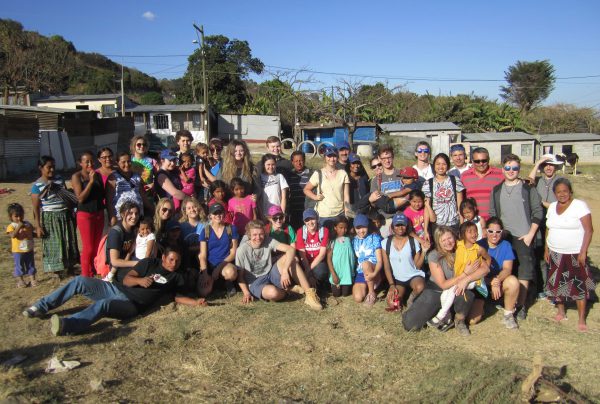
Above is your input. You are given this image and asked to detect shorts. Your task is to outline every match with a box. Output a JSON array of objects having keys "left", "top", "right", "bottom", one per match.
[
  {"left": 394, "top": 275, "right": 425, "bottom": 288},
  {"left": 355, "top": 272, "right": 366, "bottom": 284},
  {"left": 509, "top": 236, "right": 535, "bottom": 281},
  {"left": 247, "top": 263, "right": 283, "bottom": 299}
]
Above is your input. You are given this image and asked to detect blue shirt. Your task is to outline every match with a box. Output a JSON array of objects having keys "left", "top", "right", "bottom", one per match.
[
  {"left": 353, "top": 233, "right": 382, "bottom": 271},
  {"left": 381, "top": 236, "right": 424, "bottom": 282},
  {"left": 180, "top": 221, "right": 207, "bottom": 247},
  {"left": 199, "top": 224, "right": 239, "bottom": 268},
  {"left": 478, "top": 239, "right": 515, "bottom": 275}
]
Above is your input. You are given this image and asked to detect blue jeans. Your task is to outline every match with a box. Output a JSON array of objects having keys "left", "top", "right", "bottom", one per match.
[{"left": 34, "top": 276, "right": 138, "bottom": 334}]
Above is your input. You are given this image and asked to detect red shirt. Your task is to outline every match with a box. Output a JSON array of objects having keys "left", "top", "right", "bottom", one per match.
[
  {"left": 295, "top": 227, "right": 329, "bottom": 263},
  {"left": 461, "top": 166, "right": 504, "bottom": 220}
]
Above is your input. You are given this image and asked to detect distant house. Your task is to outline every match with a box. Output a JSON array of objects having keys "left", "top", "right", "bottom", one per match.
[
  {"left": 459, "top": 132, "right": 536, "bottom": 164},
  {"left": 217, "top": 113, "right": 280, "bottom": 144},
  {"left": 127, "top": 104, "right": 215, "bottom": 148},
  {"left": 538, "top": 133, "right": 600, "bottom": 163},
  {"left": 379, "top": 122, "right": 461, "bottom": 157},
  {"left": 299, "top": 122, "right": 379, "bottom": 157},
  {"left": 33, "top": 93, "right": 136, "bottom": 118}
]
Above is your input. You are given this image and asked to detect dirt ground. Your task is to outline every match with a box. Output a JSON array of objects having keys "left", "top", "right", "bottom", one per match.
[{"left": 0, "top": 163, "right": 599, "bottom": 402}]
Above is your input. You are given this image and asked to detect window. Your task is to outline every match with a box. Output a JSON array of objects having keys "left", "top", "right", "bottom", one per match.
[
  {"left": 543, "top": 145, "right": 553, "bottom": 154},
  {"left": 593, "top": 144, "right": 600, "bottom": 156},
  {"left": 153, "top": 114, "right": 169, "bottom": 130},
  {"left": 75, "top": 105, "right": 89, "bottom": 110},
  {"left": 101, "top": 104, "right": 116, "bottom": 118},
  {"left": 562, "top": 145, "right": 573, "bottom": 155},
  {"left": 521, "top": 143, "right": 532, "bottom": 156}
]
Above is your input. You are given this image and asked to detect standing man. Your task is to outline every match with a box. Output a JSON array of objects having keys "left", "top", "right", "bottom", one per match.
[
  {"left": 335, "top": 141, "right": 351, "bottom": 170},
  {"left": 460, "top": 147, "right": 504, "bottom": 220},
  {"left": 448, "top": 144, "right": 471, "bottom": 178},
  {"left": 287, "top": 151, "right": 312, "bottom": 230},
  {"left": 262, "top": 136, "right": 292, "bottom": 178},
  {"left": 175, "top": 130, "right": 194, "bottom": 166},
  {"left": 369, "top": 145, "right": 404, "bottom": 237},
  {"left": 489, "top": 154, "right": 543, "bottom": 321},
  {"left": 413, "top": 141, "right": 434, "bottom": 181}
]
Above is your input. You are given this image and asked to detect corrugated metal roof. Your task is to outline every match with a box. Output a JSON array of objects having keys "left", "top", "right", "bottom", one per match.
[
  {"left": 0, "top": 105, "right": 87, "bottom": 114},
  {"left": 127, "top": 104, "right": 206, "bottom": 113},
  {"left": 462, "top": 132, "right": 535, "bottom": 142},
  {"left": 36, "top": 93, "right": 121, "bottom": 102},
  {"left": 380, "top": 122, "right": 460, "bottom": 132},
  {"left": 539, "top": 133, "right": 600, "bottom": 142}
]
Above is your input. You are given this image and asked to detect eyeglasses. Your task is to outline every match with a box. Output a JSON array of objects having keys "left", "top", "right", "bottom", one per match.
[
  {"left": 503, "top": 166, "right": 520, "bottom": 172},
  {"left": 486, "top": 229, "right": 502, "bottom": 234},
  {"left": 272, "top": 215, "right": 285, "bottom": 222},
  {"left": 161, "top": 208, "right": 173, "bottom": 213},
  {"left": 99, "top": 155, "right": 112, "bottom": 160},
  {"left": 210, "top": 147, "right": 222, "bottom": 152},
  {"left": 135, "top": 143, "right": 147, "bottom": 148},
  {"left": 416, "top": 148, "right": 430, "bottom": 153},
  {"left": 371, "top": 163, "right": 383, "bottom": 169},
  {"left": 472, "top": 159, "right": 489, "bottom": 164}
]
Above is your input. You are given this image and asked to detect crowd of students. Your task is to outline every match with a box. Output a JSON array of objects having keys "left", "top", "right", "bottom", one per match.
[{"left": 13, "top": 131, "right": 595, "bottom": 336}]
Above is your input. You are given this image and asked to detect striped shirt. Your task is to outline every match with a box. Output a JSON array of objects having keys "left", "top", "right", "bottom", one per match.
[
  {"left": 460, "top": 167, "right": 504, "bottom": 220},
  {"left": 31, "top": 176, "right": 68, "bottom": 212}
]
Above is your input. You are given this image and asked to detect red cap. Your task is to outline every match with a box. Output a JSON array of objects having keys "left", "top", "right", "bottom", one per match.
[{"left": 399, "top": 167, "right": 418, "bottom": 179}]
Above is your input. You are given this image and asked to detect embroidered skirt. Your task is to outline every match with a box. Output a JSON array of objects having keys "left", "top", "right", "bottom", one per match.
[
  {"left": 546, "top": 250, "right": 595, "bottom": 303},
  {"left": 42, "top": 210, "right": 80, "bottom": 272}
]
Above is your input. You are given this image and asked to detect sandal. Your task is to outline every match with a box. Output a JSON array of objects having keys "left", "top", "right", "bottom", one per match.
[
  {"left": 552, "top": 313, "right": 568, "bottom": 322},
  {"left": 16, "top": 278, "right": 27, "bottom": 288},
  {"left": 363, "top": 292, "right": 376, "bottom": 307}
]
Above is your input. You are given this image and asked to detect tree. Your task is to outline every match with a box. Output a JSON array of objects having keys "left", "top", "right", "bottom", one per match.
[
  {"left": 500, "top": 60, "right": 555, "bottom": 114},
  {"left": 139, "top": 91, "right": 165, "bottom": 105}
]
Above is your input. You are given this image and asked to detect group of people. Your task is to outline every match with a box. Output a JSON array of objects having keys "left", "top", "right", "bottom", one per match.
[{"left": 14, "top": 132, "right": 595, "bottom": 336}]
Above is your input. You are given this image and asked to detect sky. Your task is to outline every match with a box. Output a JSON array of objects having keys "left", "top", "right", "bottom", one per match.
[{"left": 4, "top": 0, "right": 600, "bottom": 108}]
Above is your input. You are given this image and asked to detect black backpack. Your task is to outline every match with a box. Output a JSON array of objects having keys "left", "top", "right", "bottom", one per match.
[{"left": 385, "top": 236, "right": 417, "bottom": 260}]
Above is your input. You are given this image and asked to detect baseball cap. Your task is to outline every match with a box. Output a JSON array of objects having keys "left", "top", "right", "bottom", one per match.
[
  {"left": 392, "top": 213, "right": 408, "bottom": 226},
  {"left": 303, "top": 208, "right": 318, "bottom": 221},
  {"left": 165, "top": 220, "right": 181, "bottom": 232},
  {"left": 338, "top": 141, "right": 350, "bottom": 150},
  {"left": 160, "top": 149, "right": 177, "bottom": 161},
  {"left": 267, "top": 205, "right": 283, "bottom": 217},
  {"left": 399, "top": 167, "right": 418, "bottom": 179},
  {"left": 208, "top": 203, "right": 225, "bottom": 215},
  {"left": 450, "top": 144, "right": 466, "bottom": 152},
  {"left": 348, "top": 153, "right": 361, "bottom": 164},
  {"left": 541, "top": 153, "right": 563, "bottom": 165},
  {"left": 324, "top": 146, "right": 338, "bottom": 157},
  {"left": 353, "top": 213, "right": 369, "bottom": 228}
]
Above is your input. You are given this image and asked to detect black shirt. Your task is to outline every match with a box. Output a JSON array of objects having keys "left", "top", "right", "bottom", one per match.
[
  {"left": 106, "top": 223, "right": 135, "bottom": 267},
  {"left": 77, "top": 174, "right": 105, "bottom": 213}
]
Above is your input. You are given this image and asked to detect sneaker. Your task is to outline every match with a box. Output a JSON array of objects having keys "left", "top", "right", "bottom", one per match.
[
  {"left": 455, "top": 320, "right": 471, "bottom": 336},
  {"left": 363, "top": 292, "right": 376, "bottom": 308},
  {"left": 304, "top": 288, "right": 323, "bottom": 311},
  {"left": 22, "top": 306, "right": 44, "bottom": 318},
  {"left": 50, "top": 314, "right": 64, "bottom": 336},
  {"left": 427, "top": 316, "right": 442, "bottom": 329},
  {"left": 102, "top": 272, "right": 115, "bottom": 283},
  {"left": 515, "top": 305, "right": 527, "bottom": 321},
  {"left": 537, "top": 292, "right": 548, "bottom": 300},
  {"left": 502, "top": 313, "right": 519, "bottom": 330},
  {"left": 438, "top": 318, "right": 455, "bottom": 332}
]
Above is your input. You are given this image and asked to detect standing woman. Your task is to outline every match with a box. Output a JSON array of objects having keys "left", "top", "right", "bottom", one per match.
[
  {"left": 130, "top": 135, "right": 157, "bottom": 196},
  {"left": 545, "top": 178, "right": 595, "bottom": 332},
  {"left": 71, "top": 151, "right": 105, "bottom": 277},
  {"left": 155, "top": 149, "right": 187, "bottom": 211},
  {"left": 31, "top": 156, "right": 80, "bottom": 278},
  {"left": 304, "top": 146, "right": 351, "bottom": 229},
  {"left": 96, "top": 147, "right": 114, "bottom": 188},
  {"left": 422, "top": 153, "right": 464, "bottom": 233},
  {"left": 219, "top": 140, "right": 258, "bottom": 196},
  {"left": 106, "top": 151, "right": 150, "bottom": 226},
  {"left": 346, "top": 153, "right": 371, "bottom": 217}
]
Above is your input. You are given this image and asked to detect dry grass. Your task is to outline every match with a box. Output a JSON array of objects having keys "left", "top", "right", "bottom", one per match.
[{"left": 0, "top": 164, "right": 599, "bottom": 402}]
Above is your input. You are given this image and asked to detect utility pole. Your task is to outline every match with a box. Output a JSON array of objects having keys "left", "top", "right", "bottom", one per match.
[
  {"left": 191, "top": 70, "right": 197, "bottom": 103},
  {"left": 193, "top": 23, "right": 209, "bottom": 141},
  {"left": 120, "top": 62, "right": 125, "bottom": 117}
]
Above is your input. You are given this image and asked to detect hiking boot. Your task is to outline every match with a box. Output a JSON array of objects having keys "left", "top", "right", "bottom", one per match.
[
  {"left": 23, "top": 305, "right": 44, "bottom": 318},
  {"left": 50, "top": 314, "right": 64, "bottom": 336},
  {"left": 455, "top": 320, "right": 471, "bottom": 336},
  {"left": 515, "top": 305, "right": 527, "bottom": 321},
  {"left": 304, "top": 288, "right": 323, "bottom": 311},
  {"left": 502, "top": 313, "right": 519, "bottom": 330},
  {"left": 363, "top": 292, "right": 377, "bottom": 308},
  {"left": 290, "top": 285, "right": 305, "bottom": 295}
]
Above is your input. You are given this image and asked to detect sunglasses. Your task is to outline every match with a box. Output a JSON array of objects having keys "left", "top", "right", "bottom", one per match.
[
  {"left": 503, "top": 166, "right": 520, "bottom": 172},
  {"left": 161, "top": 208, "right": 173, "bottom": 213},
  {"left": 472, "top": 159, "right": 489, "bottom": 164},
  {"left": 210, "top": 147, "right": 222, "bottom": 152},
  {"left": 136, "top": 143, "right": 147, "bottom": 148},
  {"left": 393, "top": 223, "right": 407, "bottom": 227},
  {"left": 371, "top": 163, "right": 383, "bottom": 169},
  {"left": 272, "top": 215, "right": 285, "bottom": 222},
  {"left": 416, "top": 148, "right": 430, "bottom": 153},
  {"left": 486, "top": 229, "right": 502, "bottom": 234}
]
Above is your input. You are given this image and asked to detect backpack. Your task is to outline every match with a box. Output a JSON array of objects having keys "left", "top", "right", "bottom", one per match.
[
  {"left": 203, "top": 224, "right": 233, "bottom": 248},
  {"left": 304, "top": 169, "right": 322, "bottom": 210},
  {"left": 428, "top": 175, "right": 457, "bottom": 208},
  {"left": 385, "top": 236, "right": 417, "bottom": 260},
  {"left": 94, "top": 225, "right": 123, "bottom": 277},
  {"left": 301, "top": 225, "right": 325, "bottom": 246}
]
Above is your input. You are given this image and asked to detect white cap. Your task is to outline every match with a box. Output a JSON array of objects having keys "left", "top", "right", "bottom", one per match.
[{"left": 541, "top": 153, "right": 563, "bottom": 165}]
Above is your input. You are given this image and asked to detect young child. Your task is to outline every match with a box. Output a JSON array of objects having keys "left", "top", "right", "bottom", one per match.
[
  {"left": 208, "top": 180, "right": 233, "bottom": 224},
  {"left": 460, "top": 198, "right": 486, "bottom": 241},
  {"left": 327, "top": 216, "right": 355, "bottom": 297},
  {"left": 403, "top": 190, "right": 436, "bottom": 243},
  {"left": 259, "top": 153, "right": 289, "bottom": 218},
  {"left": 6, "top": 203, "right": 37, "bottom": 288},
  {"left": 195, "top": 143, "right": 216, "bottom": 202},
  {"left": 179, "top": 152, "right": 196, "bottom": 198},
  {"left": 134, "top": 217, "right": 156, "bottom": 260},
  {"left": 228, "top": 177, "right": 257, "bottom": 236},
  {"left": 428, "top": 221, "right": 491, "bottom": 328},
  {"left": 352, "top": 213, "right": 383, "bottom": 306}
]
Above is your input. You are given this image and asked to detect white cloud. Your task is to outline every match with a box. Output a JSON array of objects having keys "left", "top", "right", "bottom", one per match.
[{"left": 142, "top": 11, "right": 156, "bottom": 21}]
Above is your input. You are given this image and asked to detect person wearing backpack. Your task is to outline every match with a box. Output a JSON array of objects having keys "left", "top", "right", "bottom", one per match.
[
  {"left": 296, "top": 208, "right": 329, "bottom": 291},
  {"left": 197, "top": 203, "right": 239, "bottom": 297},
  {"left": 382, "top": 213, "right": 428, "bottom": 312},
  {"left": 265, "top": 206, "right": 296, "bottom": 245},
  {"left": 102, "top": 201, "right": 140, "bottom": 282}
]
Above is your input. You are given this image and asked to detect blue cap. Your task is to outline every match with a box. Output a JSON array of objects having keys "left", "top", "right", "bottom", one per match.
[
  {"left": 348, "top": 153, "right": 361, "bottom": 164},
  {"left": 338, "top": 141, "right": 350, "bottom": 150},
  {"left": 303, "top": 208, "right": 318, "bottom": 221},
  {"left": 392, "top": 213, "right": 408, "bottom": 226},
  {"left": 450, "top": 144, "right": 465, "bottom": 152},
  {"left": 324, "top": 146, "right": 338, "bottom": 157},
  {"left": 165, "top": 220, "right": 181, "bottom": 232},
  {"left": 353, "top": 213, "right": 369, "bottom": 228},
  {"left": 160, "top": 149, "right": 177, "bottom": 161}
]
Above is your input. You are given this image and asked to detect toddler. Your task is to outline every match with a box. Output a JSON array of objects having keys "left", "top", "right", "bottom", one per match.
[
  {"left": 208, "top": 180, "right": 233, "bottom": 224},
  {"left": 460, "top": 198, "right": 485, "bottom": 240},
  {"left": 6, "top": 203, "right": 37, "bottom": 288},
  {"left": 179, "top": 152, "right": 196, "bottom": 198},
  {"left": 327, "top": 216, "right": 355, "bottom": 297},
  {"left": 352, "top": 213, "right": 383, "bottom": 306},
  {"left": 135, "top": 217, "right": 156, "bottom": 260},
  {"left": 227, "top": 177, "right": 256, "bottom": 236},
  {"left": 403, "top": 190, "right": 436, "bottom": 243}
]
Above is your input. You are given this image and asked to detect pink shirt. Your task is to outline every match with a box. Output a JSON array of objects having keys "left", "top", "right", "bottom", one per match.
[
  {"left": 228, "top": 196, "right": 256, "bottom": 235},
  {"left": 180, "top": 167, "right": 196, "bottom": 197},
  {"left": 404, "top": 206, "right": 425, "bottom": 236}
]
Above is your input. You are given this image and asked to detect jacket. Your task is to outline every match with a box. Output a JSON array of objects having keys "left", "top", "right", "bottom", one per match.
[{"left": 489, "top": 181, "right": 543, "bottom": 228}]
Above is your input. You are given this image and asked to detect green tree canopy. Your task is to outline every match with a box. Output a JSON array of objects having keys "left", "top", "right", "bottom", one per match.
[
  {"left": 139, "top": 91, "right": 165, "bottom": 105},
  {"left": 500, "top": 60, "right": 555, "bottom": 114}
]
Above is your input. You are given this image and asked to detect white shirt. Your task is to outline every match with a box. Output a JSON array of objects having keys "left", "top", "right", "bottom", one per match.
[
  {"left": 413, "top": 164, "right": 434, "bottom": 181},
  {"left": 546, "top": 199, "right": 590, "bottom": 254},
  {"left": 260, "top": 173, "right": 289, "bottom": 215},
  {"left": 135, "top": 233, "right": 156, "bottom": 259}
]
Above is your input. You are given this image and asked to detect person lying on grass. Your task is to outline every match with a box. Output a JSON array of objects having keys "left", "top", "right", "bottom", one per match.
[{"left": 23, "top": 247, "right": 206, "bottom": 336}]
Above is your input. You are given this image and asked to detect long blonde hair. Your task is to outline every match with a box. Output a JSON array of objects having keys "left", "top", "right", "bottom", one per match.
[
  {"left": 179, "top": 196, "right": 207, "bottom": 223},
  {"left": 221, "top": 140, "right": 254, "bottom": 185},
  {"left": 433, "top": 225, "right": 457, "bottom": 268},
  {"left": 154, "top": 198, "right": 174, "bottom": 238}
]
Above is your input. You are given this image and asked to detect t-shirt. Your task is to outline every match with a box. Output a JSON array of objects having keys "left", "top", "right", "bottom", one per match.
[
  {"left": 235, "top": 237, "right": 280, "bottom": 277},
  {"left": 199, "top": 224, "right": 239, "bottom": 268},
  {"left": 287, "top": 168, "right": 311, "bottom": 214},
  {"left": 31, "top": 176, "right": 68, "bottom": 212},
  {"left": 295, "top": 226, "right": 329, "bottom": 263},
  {"left": 269, "top": 224, "right": 296, "bottom": 245},
  {"left": 403, "top": 206, "right": 426, "bottom": 236},
  {"left": 353, "top": 233, "right": 382, "bottom": 270},
  {"left": 228, "top": 196, "right": 256, "bottom": 235},
  {"left": 132, "top": 156, "right": 157, "bottom": 186},
  {"left": 546, "top": 199, "right": 591, "bottom": 254},
  {"left": 448, "top": 164, "right": 471, "bottom": 178},
  {"left": 478, "top": 239, "right": 515, "bottom": 276},
  {"left": 308, "top": 169, "right": 349, "bottom": 218},
  {"left": 114, "top": 258, "right": 186, "bottom": 309},
  {"left": 382, "top": 236, "right": 423, "bottom": 282},
  {"left": 180, "top": 221, "right": 206, "bottom": 247},
  {"left": 260, "top": 173, "right": 289, "bottom": 215},
  {"left": 413, "top": 164, "right": 434, "bottom": 181},
  {"left": 535, "top": 175, "right": 560, "bottom": 205},
  {"left": 135, "top": 233, "right": 156, "bottom": 260},
  {"left": 427, "top": 249, "right": 454, "bottom": 285},
  {"left": 422, "top": 176, "right": 465, "bottom": 226},
  {"left": 180, "top": 167, "right": 196, "bottom": 197},
  {"left": 6, "top": 221, "right": 34, "bottom": 253},
  {"left": 499, "top": 182, "right": 530, "bottom": 237},
  {"left": 370, "top": 169, "right": 403, "bottom": 218},
  {"left": 106, "top": 224, "right": 135, "bottom": 267},
  {"left": 461, "top": 167, "right": 504, "bottom": 220}
]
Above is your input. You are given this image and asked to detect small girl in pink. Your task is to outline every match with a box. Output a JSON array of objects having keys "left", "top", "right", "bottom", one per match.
[
  {"left": 179, "top": 152, "right": 196, "bottom": 199},
  {"left": 403, "top": 190, "right": 436, "bottom": 244},
  {"left": 227, "top": 177, "right": 257, "bottom": 236}
]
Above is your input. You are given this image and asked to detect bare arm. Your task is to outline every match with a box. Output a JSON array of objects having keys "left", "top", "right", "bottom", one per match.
[
  {"left": 198, "top": 241, "right": 208, "bottom": 270},
  {"left": 174, "top": 296, "right": 207, "bottom": 306},
  {"left": 144, "top": 239, "right": 156, "bottom": 258},
  {"left": 106, "top": 176, "right": 117, "bottom": 222},
  {"left": 578, "top": 214, "right": 593, "bottom": 267},
  {"left": 381, "top": 247, "right": 395, "bottom": 287},
  {"left": 373, "top": 248, "right": 383, "bottom": 276},
  {"left": 225, "top": 238, "right": 238, "bottom": 263},
  {"left": 456, "top": 190, "right": 464, "bottom": 221},
  {"left": 31, "top": 194, "right": 44, "bottom": 238},
  {"left": 109, "top": 248, "right": 138, "bottom": 269},
  {"left": 280, "top": 187, "right": 288, "bottom": 214},
  {"left": 310, "top": 246, "right": 327, "bottom": 268},
  {"left": 157, "top": 173, "right": 187, "bottom": 201},
  {"left": 72, "top": 171, "right": 95, "bottom": 203}
]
